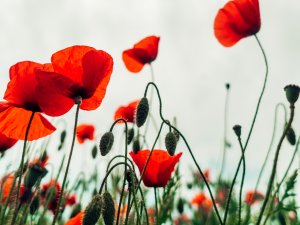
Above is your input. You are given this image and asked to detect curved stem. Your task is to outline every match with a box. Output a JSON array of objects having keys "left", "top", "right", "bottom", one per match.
[
  {"left": 254, "top": 103, "right": 287, "bottom": 194},
  {"left": 52, "top": 103, "right": 80, "bottom": 225},
  {"left": 255, "top": 105, "right": 295, "bottom": 225},
  {"left": 143, "top": 82, "right": 223, "bottom": 225},
  {"left": 10, "top": 111, "right": 35, "bottom": 225},
  {"left": 238, "top": 137, "right": 245, "bottom": 225}
]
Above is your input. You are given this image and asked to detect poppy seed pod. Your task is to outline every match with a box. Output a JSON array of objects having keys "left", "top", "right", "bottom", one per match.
[
  {"left": 136, "top": 97, "right": 149, "bottom": 127},
  {"left": 83, "top": 194, "right": 102, "bottom": 225},
  {"left": 233, "top": 125, "right": 242, "bottom": 138},
  {"left": 91, "top": 145, "right": 98, "bottom": 159},
  {"left": 132, "top": 138, "right": 140, "bottom": 154},
  {"left": 99, "top": 132, "right": 114, "bottom": 156},
  {"left": 24, "top": 164, "right": 48, "bottom": 189},
  {"left": 165, "top": 132, "right": 177, "bottom": 156},
  {"left": 286, "top": 126, "right": 296, "bottom": 146},
  {"left": 284, "top": 85, "right": 300, "bottom": 105},
  {"left": 30, "top": 195, "right": 40, "bottom": 215},
  {"left": 102, "top": 192, "right": 115, "bottom": 225},
  {"left": 127, "top": 128, "right": 134, "bottom": 145}
]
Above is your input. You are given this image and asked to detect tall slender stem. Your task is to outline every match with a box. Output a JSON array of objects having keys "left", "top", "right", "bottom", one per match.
[
  {"left": 238, "top": 138, "right": 245, "bottom": 225},
  {"left": 154, "top": 187, "right": 159, "bottom": 225},
  {"left": 10, "top": 111, "right": 35, "bottom": 225},
  {"left": 255, "top": 105, "right": 295, "bottom": 225},
  {"left": 52, "top": 102, "right": 81, "bottom": 225}
]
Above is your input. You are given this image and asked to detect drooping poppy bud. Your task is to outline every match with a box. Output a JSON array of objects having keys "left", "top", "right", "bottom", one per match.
[
  {"left": 102, "top": 192, "right": 115, "bottom": 225},
  {"left": 284, "top": 85, "right": 300, "bottom": 105},
  {"left": 24, "top": 164, "right": 48, "bottom": 189},
  {"left": 83, "top": 194, "right": 102, "bottom": 225},
  {"left": 99, "top": 132, "right": 114, "bottom": 156},
  {"left": 30, "top": 195, "right": 40, "bottom": 215},
  {"left": 233, "top": 125, "right": 242, "bottom": 138},
  {"left": 136, "top": 97, "right": 149, "bottom": 127},
  {"left": 165, "top": 132, "right": 177, "bottom": 156},
  {"left": 70, "top": 203, "right": 82, "bottom": 219},
  {"left": 225, "top": 83, "right": 230, "bottom": 90},
  {"left": 286, "top": 126, "right": 296, "bottom": 146},
  {"left": 132, "top": 138, "right": 140, "bottom": 154},
  {"left": 127, "top": 128, "right": 134, "bottom": 145},
  {"left": 177, "top": 198, "right": 184, "bottom": 214},
  {"left": 58, "top": 130, "right": 67, "bottom": 151},
  {"left": 91, "top": 145, "right": 98, "bottom": 159}
]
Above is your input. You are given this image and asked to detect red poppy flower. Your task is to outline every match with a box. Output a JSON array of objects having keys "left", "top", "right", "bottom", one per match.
[
  {"left": 0, "top": 133, "right": 17, "bottom": 153},
  {"left": 65, "top": 211, "right": 83, "bottom": 225},
  {"left": 31, "top": 154, "right": 49, "bottom": 168},
  {"left": 66, "top": 194, "right": 77, "bottom": 206},
  {"left": 191, "top": 192, "right": 213, "bottom": 212},
  {"left": 122, "top": 36, "right": 160, "bottom": 73},
  {"left": 76, "top": 124, "right": 95, "bottom": 144},
  {"left": 214, "top": 0, "right": 261, "bottom": 47},
  {"left": 114, "top": 100, "right": 139, "bottom": 123},
  {"left": 0, "top": 61, "right": 56, "bottom": 140},
  {"left": 36, "top": 45, "right": 113, "bottom": 116},
  {"left": 245, "top": 190, "right": 264, "bottom": 205},
  {"left": 1, "top": 174, "right": 25, "bottom": 204},
  {"left": 129, "top": 149, "right": 182, "bottom": 187},
  {"left": 41, "top": 179, "right": 61, "bottom": 214}
]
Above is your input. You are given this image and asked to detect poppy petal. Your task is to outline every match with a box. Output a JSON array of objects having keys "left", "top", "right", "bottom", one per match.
[
  {"left": 0, "top": 105, "right": 55, "bottom": 141},
  {"left": 122, "top": 49, "right": 150, "bottom": 73},
  {"left": 0, "top": 133, "right": 17, "bottom": 153},
  {"left": 35, "top": 70, "right": 76, "bottom": 116},
  {"left": 134, "top": 36, "right": 160, "bottom": 61},
  {"left": 82, "top": 50, "right": 113, "bottom": 97},
  {"left": 76, "top": 124, "right": 95, "bottom": 144},
  {"left": 51, "top": 45, "right": 95, "bottom": 83},
  {"left": 158, "top": 152, "right": 182, "bottom": 186}
]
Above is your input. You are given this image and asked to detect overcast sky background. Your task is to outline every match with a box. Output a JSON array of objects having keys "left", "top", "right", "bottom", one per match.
[{"left": 1, "top": 0, "right": 300, "bottom": 204}]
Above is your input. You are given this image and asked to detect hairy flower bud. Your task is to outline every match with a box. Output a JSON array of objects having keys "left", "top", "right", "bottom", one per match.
[
  {"left": 165, "top": 132, "right": 177, "bottom": 156},
  {"left": 233, "top": 125, "right": 242, "bottom": 138},
  {"left": 24, "top": 164, "right": 47, "bottom": 189},
  {"left": 177, "top": 198, "right": 184, "bottom": 214},
  {"left": 83, "top": 194, "right": 102, "bottom": 225},
  {"left": 127, "top": 128, "right": 134, "bottom": 145},
  {"left": 91, "top": 145, "right": 98, "bottom": 159},
  {"left": 102, "top": 192, "right": 115, "bottom": 225},
  {"left": 286, "top": 126, "right": 296, "bottom": 146},
  {"left": 99, "top": 132, "right": 114, "bottom": 156},
  {"left": 132, "top": 138, "right": 140, "bottom": 154},
  {"left": 30, "top": 195, "right": 40, "bottom": 215},
  {"left": 70, "top": 203, "right": 82, "bottom": 219},
  {"left": 136, "top": 97, "right": 149, "bottom": 127}
]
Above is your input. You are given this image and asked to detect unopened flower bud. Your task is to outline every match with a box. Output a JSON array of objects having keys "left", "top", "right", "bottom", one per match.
[
  {"left": 91, "top": 145, "right": 98, "bottom": 159},
  {"left": 83, "top": 194, "right": 102, "bottom": 225},
  {"left": 225, "top": 83, "right": 230, "bottom": 90},
  {"left": 286, "top": 126, "right": 296, "bottom": 146},
  {"left": 233, "top": 125, "right": 242, "bottom": 138},
  {"left": 58, "top": 130, "right": 67, "bottom": 151},
  {"left": 284, "top": 85, "right": 300, "bottom": 105},
  {"left": 99, "top": 132, "right": 114, "bottom": 156},
  {"left": 70, "top": 203, "right": 82, "bottom": 218},
  {"left": 24, "top": 164, "right": 48, "bottom": 189},
  {"left": 127, "top": 128, "right": 134, "bottom": 145},
  {"left": 132, "top": 138, "right": 140, "bottom": 154},
  {"left": 177, "top": 198, "right": 184, "bottom": 214},
  {"left": 102, "top": 192, "right": 115, "bottom": 225},
  {"left": 136, "top": 97, "right": 149, "bottom": 127},
  {"left": 30, "top": 195, "right": 40, "bottom": 215},
  {"left": 165, "top": 132, "right": 177, "bottom": 156}
]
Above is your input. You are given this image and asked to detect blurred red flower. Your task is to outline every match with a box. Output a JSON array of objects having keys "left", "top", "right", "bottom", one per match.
[
  {"left": 1, "top": 174, "right": 25, "bottom": 204},
  {"left": 129, "top": 149, "right": 182, "bottom": 187},
  {"left": 122, "top": 36, "right": 160, "bottom": 73},
  {"left": 191, "top": 192, "right": 213, "bottom": 212},
  {"left": 36, "top": 45, "right": 113, "bottom": 116},
  {"left": 114, "top": 100, "right": 139, "bottom": 123},
  {"left": 0, "top": 62, "right": 56, "bottom": 140},
  {"left": 41, "top": 179, "right": 61, "bottom": 214},
  {"left": 65, "top": 211, "right": 83, "bottom": 225},
  {"left": 214, "top": 0, "right": 261, "bottom": 47},
  {"left": 0, "top": 133, "right": 17, "bottom": 153},
  {"left": 245, "top": 190, "right": 264, "bottom": 205},
  {"left": 76, "top": 124, "right": 95, "bottom": 144}
]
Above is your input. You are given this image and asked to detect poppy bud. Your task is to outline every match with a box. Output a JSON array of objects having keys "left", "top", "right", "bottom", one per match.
[
  {"left": 286, "top": 126, "right": 296, "bottom": 146},
  {"left": 102, "top": 192, "right": 115, "bottom": 225},
  {"left": 187, "top": 183, "right": 193, "bottom": 189},
  {"left": 132, "top": 138, "right": 140, "bottom": 154},
  {"left": 83, "top": 194, "right": 102, "bottom": 225},
  {"left": 225, "top": 83, "right": 230, "bottom": 90},
  {"left": 233, "top": 125, "right": 242, "bottom": 138},
  {"left": 127, "top": 128, "right": 134, "bottom": 145},
  {"left": 70, "top": 203, "right": 82, "bottom": 218},
  {"left": 173, "top": 130, "right": 180, "bottom": 142},
  {"left": 24, "top": 164, "right": 48, "bottom": 189},
  {"left": 284, "top": 85, "right": 300, "bottom": 105},
  {"left": 91, "top": 145, "right": 98, "bottom": 159},
  {"left": 58, "top": 130, "right": 67, "bottom": 151},
  {"left": 165, "top": 132, "right": 177, "bottom": 156},
  {"left": 99, "top": 132, "right": 114, "bottom": 156},
  {"left": 30, "top": 195, "right": 40, "bottom": 215},
  {"left": 136, "top": 97, "right": 149, "bottom": 127},
  {"left": 126, "top": 170, "right": 136, "bottom": 190},
  {"left": 177, "top": 198, "right": 184, "bottom": 214}
]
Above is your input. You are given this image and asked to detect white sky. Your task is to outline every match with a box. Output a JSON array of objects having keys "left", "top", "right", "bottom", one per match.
[{"left": 1, "top": 0, "right": 300, "bottom": 203}]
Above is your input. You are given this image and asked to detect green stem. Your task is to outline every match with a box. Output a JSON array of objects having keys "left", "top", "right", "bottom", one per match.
[
  {"left": 10, "top": 111, "right": 35, "bottom": 225},
  {"left": 154, "top": 187, "right": 159, "bottom": 225},
  {"left": 52, "top": 102, "right": 80, "bottom": 225},
  {"left": 255, "top": 105, "right": 295, "bottom": 225},
  {"left": 238, "top": 137, "right": 245, "bottom": 225},
  {"left": 124, "top": 188, "right": 132, "bottom": 225}
]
